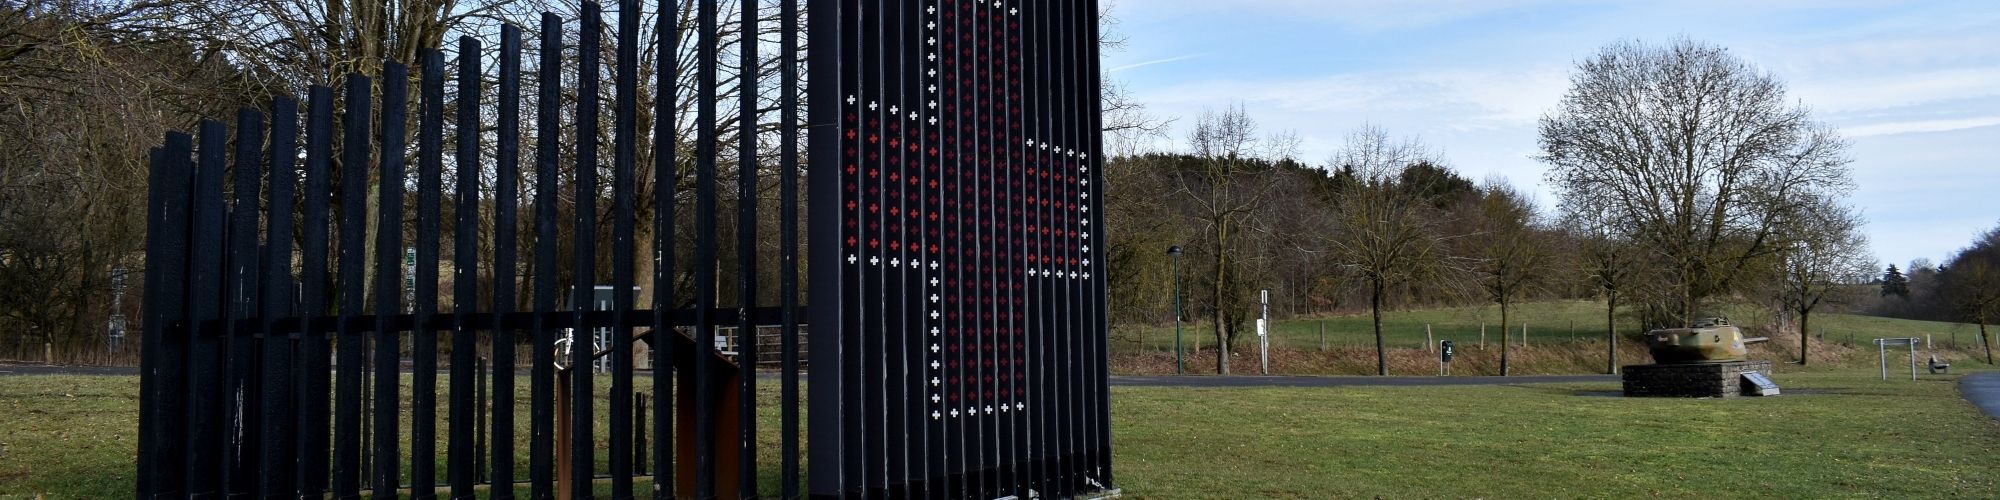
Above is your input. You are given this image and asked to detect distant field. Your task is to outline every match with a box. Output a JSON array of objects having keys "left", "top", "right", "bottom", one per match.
[
  {"left": 1112, "top": 299, "right": 1994, "bottom": 352},
  {"left": 5, "top": 367, "right": 1998, "bottom": 498}
]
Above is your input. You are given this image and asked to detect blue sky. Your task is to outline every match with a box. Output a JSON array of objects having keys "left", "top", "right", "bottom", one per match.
[{"left": 1103, "top": 0, "right": 2000, "bottom": 269}]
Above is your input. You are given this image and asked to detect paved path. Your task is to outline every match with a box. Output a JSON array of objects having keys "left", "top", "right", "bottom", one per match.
[
  {"left": 0, "top": 363, "right": 138, "bottom": 376},
  {"left": 1110, "top": 374, "right": 1617, "bottom": 388},
  {"left": 1962, "top": 372, "right": 2000, "bottom": 421}
]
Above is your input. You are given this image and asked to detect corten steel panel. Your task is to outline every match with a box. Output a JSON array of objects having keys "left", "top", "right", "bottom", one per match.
[{"left": 808, "top": 0, "right": 1113, "bottom": 497}]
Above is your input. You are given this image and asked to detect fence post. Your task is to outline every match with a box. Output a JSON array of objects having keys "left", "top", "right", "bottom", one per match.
[
  {"left": 1523, "top": 323, "right": 1529, "bottom": 348},
  {"left": 1426, "top": 325, "right": 1433, "bottom": 352},
  {"left": 1481, "top": 323, "right": 1487, "bottom": 349},
  {"left": 1318, "top": 321, "right": 1326, "bottom": 352}
]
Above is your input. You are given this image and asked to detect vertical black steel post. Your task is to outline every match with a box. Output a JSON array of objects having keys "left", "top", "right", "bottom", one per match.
[
  {"left": 611, "top": 0, "right": 639, "bottom": 497},
  {"left": 451, "top": 36, "right": 484, "bottom": 498},
  {"left": 373, "top": 61, "right": 409, "bottom": 498},
  {"left": 735, "top": 0, "right": 760, "bottom": 494},
  {"left": 139, "top": 132, "right": 194, "bottom": 497},
  {"left": 805, "top": 0, "right": 847, "bottom": 495},
  {"left": 224, "top": 107, "right": 266, "bottom": 498},
  {"left": 694, "top": 0, "right": 719, "bottom": 495},
  {"left": 779, "top": 0, "right": 802, "bottom": 495},
  {"left": 1083, "top": 0, "right": 1112, "bottom": 487},
  {"left": 493, "top": 24, "right": 522, "bottom": 496},
  {"left": 649, "top": 1, "right": 679, "bottom": 497},
  {"left": 186, "top": 119, "right": 229, "bottom": 497},
  {"left": 300, "top": 85, "right": 336, "bottom": 497},
  {"left": 334, "top": 73, "right": 373, "bottom": 498},
  {"left": 260, "top": 97, "right": 302, "bottom": 498},
  {"left": 530, "top": 12, "right": 562, "bottom": 498},
  {"left": 572, "top": 4, "right": 602, "bottom": 498},
  {"left": 415, "top": 49, "right": 446, "bottom": 498}
]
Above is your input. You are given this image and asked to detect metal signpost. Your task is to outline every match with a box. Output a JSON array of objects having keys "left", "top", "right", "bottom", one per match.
[
  {"left": 1258, "top": 289, "right": 1270, "bottom": 375},
  {"left": 1875, "top": 337, "right": 1922, "bottom": 381}
]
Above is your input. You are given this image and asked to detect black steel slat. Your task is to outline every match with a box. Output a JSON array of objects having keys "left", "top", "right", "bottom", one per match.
[
  {"left": 334, "top": 73, "right": 373, "bottom": 498},
  {"left": 451, "top": 35, "right": 483, "bottom": 498},
  {"left": 806, "top": 0, "right": 849, "bottom": 492},
  {"left": 572, "top": 5, "right": 602, "bottom": 498},
  {"left": 530, "top": 13, "right": 561, "bottom": 498},
  {"left": 1084, "top": 0, "right": 1113, "bottom": 487},
  {"left": 492, "top": 24, "right": 522, "bottom": 497},
  {"left": 693, "top": 0, "right": 719, "bottom": 495},
  {"left": 260, "top": 97, "right": 301, "bottom": 498},
  {"left": 736, "top": 0, "right": 761, "bottom": 494},
  {"left": 224, "top": 107, "right": 266, "bottom": 497},
  {"left": 139, "top": 132, "right": 194, "bottom": 498},
  {"left": 780, "top": 0, "right": 804, "bottom": 495},
  {"left": 186, "top": 119, "right": 229, "bottom": 497},
  {"left": 650, "top": 1, "right": 678, "bottom": 496},
  {"left": 416, "top": 49, "right": 446, "bottom": 498},
  {"left": 300, "top": 85, "right": 336, "bottom": 497},
  {"left": 374, "top": 61, "right": 409, "bottom": 498},
  {"left": 612, "top": 1, "right": 638, "bottom": 497}
]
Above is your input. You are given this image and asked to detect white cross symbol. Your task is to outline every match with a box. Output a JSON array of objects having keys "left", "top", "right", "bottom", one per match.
[
  {"left": 868, "top": 256, "right": 879, "bottom": 266},
  {"left": 930, "top": 294, "right": 940, "bottom": 303},
  {"left": 951, "top": 409, "right": 960, "bottom": 417},
  {"left": 928, "top": 69, "right": 937, "bottom": 77},
  {"left": 890, "top": 258, "right": 901, "bottom": 267},
  {"left": 1081, "top": 165, "right": 1090, "bottom": 173},
  {"left": 1000, "top": 405, "right": 1009, "bottom": 413},
  {"left": 1082, "top": 192, "right": 1090, "bottom": 200},
  {"left": 909, "top": 112, "right": 918, "bottom": 120},
  {"left": 985, "top": 406, "right": 994, "bottom": 414},
  {"left": 930, "top": 277, "right": 940, "bottom": 286},
  {"left": 847, "top": 254, "right": 857, "bottom": 264},
  {"left": 1040, "top": 143, "right": 1049, "bottom": 150},
  {"left": 932, "top": 395, "right": 941, "bottom": 403},
  {"left": 927, "top": 6, "right": 936, "bottom": 14},
  {"left": 931, "top": 344, "right": 940, "bottom": 353},
  {"left": 1085, "top": 272, "right": 1093, "bottom": 279},
  {"left": 930, "top": 310, "right": 941, "bottom": 319},
  {"left": 1084, "top": 232, "right": 1091, "bottom": 239},
  {"left": 1082, "top": 179, "right": 1090, "bottom": 186},
  {"left": 928, "top": 116, "right": 937, "bottom": 125},
  {"left": 1016, "top": 402, "right": 1025, "bottom": 410},
  {"left": 926, "top": 21, "right": 936, "bottom": 30},
  {"left": 932, "top": 411, "right": 942, "bottom": 419},
  {"left": 930, "top": 261, "right": 940, "bottom": 270},
  {"left": 932, "top": 377, "right": 941, "bottom": 386},
  {"left": 927, "top": 37, "right": 936, "bottom": 46},
  {"left": 846, "top": 95, "right": 856, "bottom": 105},
  {"left": 930, "top": 327, "right": 940, "bottom": 335},
  {"left": 868, "top": 101, "right": 878, "bottom": 111},
  {"left": 1083, "top": 219, "right": 1090, "bottom": 226},
  {"left": 1082, "top": 206, "right": 1090, "bottom": 213},
  {"left": 928, "top": 84, "right": 938, "bottom": 93},
  {"left": 1082, "top": 259, "right": 1092, "bottom": 266},
  {"left": 929, "top": 100, "right": 938, "bottom": 109},
  {"left": 1070, "top": 271, "right": 1079, "bottom": 279},
  {"left": 928, "top": 53, "right": 936, "bottom": 62},
  {"left": 1083, "top": 245, "right": 1091, "bottom": 253},
  {"left": 931, "top": 359, "right": 941, "bottom": 368}
]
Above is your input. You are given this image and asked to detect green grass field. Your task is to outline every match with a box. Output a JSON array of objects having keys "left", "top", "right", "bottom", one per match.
[
  {"left": 1114, "top": 299, "right": 1994, "bottom": 353},
  {"left": 4, "top": 366, "right": 1997, "bottom": 497}
]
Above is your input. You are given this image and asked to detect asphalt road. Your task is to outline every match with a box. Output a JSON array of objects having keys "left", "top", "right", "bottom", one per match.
[
  {"left": 1963, "top": 372, "right": 2000, "bottom": 421},
  {"left": 1110, "top": 374, "right": 1618, "bottom": 387}
]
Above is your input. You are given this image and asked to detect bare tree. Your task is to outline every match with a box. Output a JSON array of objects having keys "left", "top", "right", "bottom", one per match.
[
  {"left": 1941, "top": 227, "right": 2000, "bottom": 364},
  {"left": 1169, "top": 104, "right": 1289, "bottom": 374},
  {"left": 1325, "top": 126, "right": 1460, "bottom": 376},
  {"left": 1567, "top": 202, "right": 1651, "bottom": 374},
  {"left": 1469, "top": 179, "right": 1553, "bottom": 376},
  {"left": 1539, "top": 38, "right": 1854, "bottom": 327},
  {"left": 1775, "top": 199, "right": 1872, "bottom": 365}
]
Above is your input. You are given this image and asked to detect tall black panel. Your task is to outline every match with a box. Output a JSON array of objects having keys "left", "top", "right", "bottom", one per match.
[{"left": 808, "top": 1, "right": 1113, "bottom": 497}]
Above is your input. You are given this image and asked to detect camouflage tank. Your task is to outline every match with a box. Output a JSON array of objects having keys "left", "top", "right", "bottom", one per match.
[{"left": 1644, "top": 317, "right": 1769, "bottom": 364}]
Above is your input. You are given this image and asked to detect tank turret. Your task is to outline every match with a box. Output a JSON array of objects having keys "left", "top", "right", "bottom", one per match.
[{"left": 1644, "top": 317, "right": 1769, "bottom": 364}]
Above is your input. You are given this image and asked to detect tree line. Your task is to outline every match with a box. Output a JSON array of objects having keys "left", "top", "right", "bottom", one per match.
[{"left": 1101, "top": 38, "right": 1881, "bottom": 375}]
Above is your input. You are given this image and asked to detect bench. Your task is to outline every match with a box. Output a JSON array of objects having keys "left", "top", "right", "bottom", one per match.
[{"left": 1929, "top": 355, "right": 1951, "bottom": 375}]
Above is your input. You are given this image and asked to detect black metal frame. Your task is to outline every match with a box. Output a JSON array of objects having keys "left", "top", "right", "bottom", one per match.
[{"left": 136, "top": 1, "right": 1108, "bottom": 498}]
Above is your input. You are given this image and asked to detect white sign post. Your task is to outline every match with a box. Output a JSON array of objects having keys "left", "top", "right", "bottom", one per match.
[{"left": 1258, "top": 289, "right": 1270, "bottom": 375}]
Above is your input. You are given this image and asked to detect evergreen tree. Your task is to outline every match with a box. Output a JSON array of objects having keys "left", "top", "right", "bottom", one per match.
[{"left": 1881, "top": 264, "right": 1911, "bottom": 298}]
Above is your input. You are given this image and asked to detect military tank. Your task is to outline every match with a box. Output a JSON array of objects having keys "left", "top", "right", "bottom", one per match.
[{"left": 1644, "top": 317, "right": 1769, "bottom": 364}]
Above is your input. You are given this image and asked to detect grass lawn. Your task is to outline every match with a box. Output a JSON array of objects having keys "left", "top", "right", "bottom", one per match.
[{"left": 4, "top": 368, "right": 1998, "bottom": 497}]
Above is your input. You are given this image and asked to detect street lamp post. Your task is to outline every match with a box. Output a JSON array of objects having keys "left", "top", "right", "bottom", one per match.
[{"left": 1168, "top": 245, "right": 1184, "bottom": 375}]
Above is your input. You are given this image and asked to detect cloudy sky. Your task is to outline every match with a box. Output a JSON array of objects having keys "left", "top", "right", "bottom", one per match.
[{"left": 1102, "top": 0, "right": 2000, "bottom": 269}]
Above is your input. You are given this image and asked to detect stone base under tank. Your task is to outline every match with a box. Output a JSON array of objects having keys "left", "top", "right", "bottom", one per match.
[{"left": 1621, "top": 360, "right": 1772, "bottom": 398}]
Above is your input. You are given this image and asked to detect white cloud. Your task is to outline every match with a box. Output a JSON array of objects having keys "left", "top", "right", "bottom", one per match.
[{"left": 1842, "top": 116, "right": 2000, "bottom": 138}]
